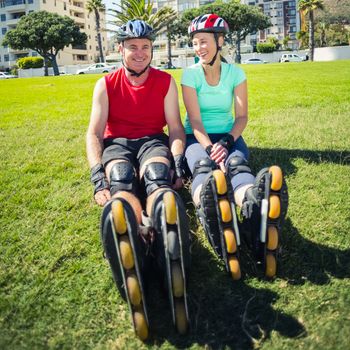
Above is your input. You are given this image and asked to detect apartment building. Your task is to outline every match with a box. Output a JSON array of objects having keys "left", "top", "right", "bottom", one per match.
[
  {"left": 241, "top": 0, "right": 300, "bottom": 50},
  {"left": 151, "top": 0, "right": 300, "bottom": 52},
  {"left": 0, "top": 0, "right": 107, "bottom": 70}
]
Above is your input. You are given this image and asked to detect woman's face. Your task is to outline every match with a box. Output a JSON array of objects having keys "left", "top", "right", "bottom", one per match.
[{"left": 192, "top": 32, "right": 223, "bottom": 64}]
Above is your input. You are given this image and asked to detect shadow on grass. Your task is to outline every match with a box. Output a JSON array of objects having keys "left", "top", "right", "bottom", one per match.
[{"left": 249, "top": 147, "right": 350, "bottom": 285}]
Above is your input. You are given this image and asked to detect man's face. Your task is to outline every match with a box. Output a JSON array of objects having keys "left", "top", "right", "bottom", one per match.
[{"left": 120, "top": 38, "right": 152, "bottom": 71}]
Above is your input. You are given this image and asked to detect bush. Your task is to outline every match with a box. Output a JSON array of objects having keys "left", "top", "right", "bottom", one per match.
[
  {"left": 17, "top": 57, "right": 44, "bottom": 69},
  {"left": 256, "top": 43, "right": 275, "bottom": 53}
]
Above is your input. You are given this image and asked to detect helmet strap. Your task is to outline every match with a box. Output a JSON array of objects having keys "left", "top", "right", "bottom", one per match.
[{"left": 205, "top": 33, "right": 221, "bottom": 67}]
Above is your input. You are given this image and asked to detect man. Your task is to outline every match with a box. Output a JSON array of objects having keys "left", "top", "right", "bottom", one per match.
[{"left": 86, "top": 20, "right": 190, "bottom": 340}]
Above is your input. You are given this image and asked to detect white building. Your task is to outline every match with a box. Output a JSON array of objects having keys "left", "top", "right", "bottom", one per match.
[{"left": 0, "top": 0, "right": 107, "bottom": 70}]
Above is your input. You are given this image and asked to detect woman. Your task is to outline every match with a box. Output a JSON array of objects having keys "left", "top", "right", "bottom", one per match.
[{"left": 181, "top": 14, "right": 289, "bottom": 278}]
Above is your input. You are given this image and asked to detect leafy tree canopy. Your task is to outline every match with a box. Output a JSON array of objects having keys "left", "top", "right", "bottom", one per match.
[{"left": 3, "top": 11, "right": 87, "bottom": 75}]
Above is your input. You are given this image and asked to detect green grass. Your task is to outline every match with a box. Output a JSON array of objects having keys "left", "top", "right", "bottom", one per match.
[{"left": 1, "top": 61, "right": 350, "bottom": 350}]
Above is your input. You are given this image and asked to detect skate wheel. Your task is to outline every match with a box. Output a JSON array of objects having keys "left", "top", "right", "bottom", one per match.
[
  {"left": 126, "top": 274, "right": 142, "bottom": 306},
  {"left": 133, "top": 309, "right": 149, "bottom": 340},
  {"left": 213, "top": 169, "right": 227, "bottom": 195},
  {"left": 171, "top": 261, "right": 184, "bottom": 298},
  {"left": 174, "top": 299, "right": 188, "bottom": 334},
  {"left": 219, "top": 199, "right": 232, "bottom": 223},
  {"left": 267, "top": 226, "right": 278, "bottom": 251},
  {"left": 112, "top": 200, "right": 127, "bottom": 234},
  {"left": 228, "top": 256, "right": 241, "bottom": 280},
  {"left": 224, "top": 229, "right": 237, "bottom": 254},
  {"left": 265, "top": 253, "right": 277, "bottom": 278},
  {"left": 269, "top": 166, "right": 283, "bottom": 191},
  {"left": 269, "top": 195, "right": 280, "bottom": 219},
  {"left": 164, "top": 191, "right": 177, "bottom": 225},
  {"left": 119, "top": 236, "right": 134, "bottom": 270}
]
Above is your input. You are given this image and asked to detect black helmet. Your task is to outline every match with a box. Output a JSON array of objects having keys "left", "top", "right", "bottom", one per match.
[{"left": 117, "top": 19, "right": 155, "bottom": 43}]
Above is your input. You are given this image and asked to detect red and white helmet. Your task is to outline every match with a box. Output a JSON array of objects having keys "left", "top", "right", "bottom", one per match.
[{"left": 188, "top": 14, "right": 229, "bottom": 36}]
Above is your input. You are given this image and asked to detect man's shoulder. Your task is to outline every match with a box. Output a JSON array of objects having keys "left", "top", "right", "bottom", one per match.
[{"left": 151, "top": 67, "right": 172, "bottom": 80}]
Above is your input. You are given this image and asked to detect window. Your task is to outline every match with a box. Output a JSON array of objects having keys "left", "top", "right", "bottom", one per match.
[
  {"left": 28, "top": 0, "right": 34, "bottom": 3},
  {"left": 32, "top": 52, "right": 37, "bottom": 56},
  {"left": 1, "top": 14, "right": 6, "bottom": 22},
  {"left": 2, "top": 27, "right": 7, "bottom": 35},
  {"left": 64, "top": 2, "right": 67, "bottom": 10},
  {"left": 4, "top": 54, "right": 9, "bottom": 62},
  {"left": 43, "top": 0, "right": 46, "bottom": 4}
]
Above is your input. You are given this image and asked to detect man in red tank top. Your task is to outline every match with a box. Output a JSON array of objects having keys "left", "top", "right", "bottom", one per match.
[{"left": 86, "top": 20, "right": 191, "bottom": 338}]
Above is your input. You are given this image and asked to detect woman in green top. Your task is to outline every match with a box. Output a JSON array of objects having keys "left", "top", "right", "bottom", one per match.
[{"left": 182, "top": 14, "right": 289, "bottom": 278}]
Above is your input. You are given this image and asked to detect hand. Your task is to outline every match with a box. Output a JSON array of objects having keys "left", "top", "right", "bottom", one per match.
[
  {"left": 210, "top": 142, "right": 228, "bottom": 165},
  {"left": 94, "top": 188, "right": 111, "bottom": 206},
  {"left": 172, "top": 177, "right": 183, "bottom": 190}
]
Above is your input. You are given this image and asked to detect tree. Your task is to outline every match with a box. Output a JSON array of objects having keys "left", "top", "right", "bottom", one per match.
[
  {"left": 86, "top": 0, "right": 106, "bottom": 63},
  {"left": 180, "top": 1, "right": 271, "bottom": 63},
  {"left": 296, "top": 30, "right": 308, "bottom": 49},
  {"left": 268, "top": 37, "right": 281, "bottom": 50},
  {"left": 282, "top": 35, "right": 291, "bottom": 50},
  {"left": 298, "top": 0, "right": 325, "bottom": 61},
  {"left": 3, "top": 11, "right": 87, "bottom": 76},
  {"left": 109, "top": 0, "right": 176, "bottom": 67}
]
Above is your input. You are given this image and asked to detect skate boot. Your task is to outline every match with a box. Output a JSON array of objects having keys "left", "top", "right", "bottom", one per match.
[
  {"left": 241, "top": 166, "right": 288, "bottom": 278},
  {"left": 100, "top": 198, "right": 150, "bottom": 340},
  {"left": 197, "top": 169, "right": 242, "bottom": 280},
  {"left": 151, "top": 189, "right": 191, "bottom": 335}
]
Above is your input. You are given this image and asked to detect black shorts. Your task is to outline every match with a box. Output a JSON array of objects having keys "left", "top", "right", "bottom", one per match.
[{"left": 102, "top": 133, "right": 171, "bottom": 170}]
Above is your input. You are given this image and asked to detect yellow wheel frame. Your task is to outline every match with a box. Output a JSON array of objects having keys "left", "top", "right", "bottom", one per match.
[
  {"left": 213, "top": 169, "right": 227, "bottom": 195},
  {"left": 119, "top": 236, "right": 134, "bottom": 270},
  {"left": 112, "top": 200, "right": 127, "bottom": 234},
  {"left": 265, "top": 253, "right": 277, "bottom": 278},
  {"left": 219, "top": 199, "right": 232, "bottom": 223},
  {"left": 267, "top": 226, "right": 278, "bottom": 251},
  {"left": 269, "top": 166, "right": 283, "bottom": 191},
  {"left": 126, "top": 274, "right": 142, "bottom": 306},
  {"left": 133, "top": 309, "right": 149, "bottom": 340},
  {"left": 269, "top": 195, "right": 281, "bottom": 219},
  {"left": 174, "top": 299, "right": 188, "bottom": 335},
  {"left": 171, "top": 261, "right": 184, "bottom": 298},
  {"left": 228, "top": 256, "right": 241, "bottom": 280},
  {"left": 224, "top": 229, "right": 237, "bottom": 254},
  {"left": 164, "top": 191, "right": 177, "bottom": 225}
]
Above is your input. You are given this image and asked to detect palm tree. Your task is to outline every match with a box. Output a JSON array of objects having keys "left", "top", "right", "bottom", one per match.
[
  {"left": 109, "top": 0, "right": 176, "bottom": 66},
  {"left": 86, "top": 0, "right": 106, "bottom": 63},
  {"left": 298, "top": 0, "right": 324, "bottom": 61},
  {"left": 296, "top": 30, "right": 308, "bottom": 49}
]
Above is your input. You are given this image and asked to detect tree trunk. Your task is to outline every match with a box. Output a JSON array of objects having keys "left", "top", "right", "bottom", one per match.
[
  {"left": 43, "top": 56, "right": 49, "bottom": 76},
  {"left": 235, "top": 38, "right": 241, "bottom": 64},
  {"left": 50, "top": 55, "right": 59, "bottom": 76},
  {"left": 309, "top": 10, "right": 314, "bottom": 61},
  {"left": 167, "top": 28, "right": 172, "bottom": 68},
  {"left": 95, "top": 9, "right": 104, "bottom": 63}
]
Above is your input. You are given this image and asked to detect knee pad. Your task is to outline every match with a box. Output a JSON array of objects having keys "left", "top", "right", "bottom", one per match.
[
  {"left": 109, "top": 161, "right": 137, "bottom": 196},
  {"left": 227, "top": 156, "right": 252, "bottom": 179},
  {"left": 143, "top": 162, "right": 171, "bottom": 196},
  {"left": 192, "top": 157, "right": 217, "bottom": 179}
]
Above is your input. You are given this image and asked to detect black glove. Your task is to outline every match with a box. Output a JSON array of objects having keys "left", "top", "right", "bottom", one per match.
[
  {"left": 205, "top": 145, "right": 213, "bottom": 156},
  {"left": 90, "top": 164, "right": 109, "bottom": 195},
  {"left": 217, "top": 134, "right": 235, "bottom": 151},
  {"left": 173, "top": 154, "right": 184, "bottom": 179}
]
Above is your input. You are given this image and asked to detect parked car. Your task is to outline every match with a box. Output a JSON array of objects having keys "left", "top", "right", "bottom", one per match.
[
  {"left": 0, "top": 71, "right": 17, "bottom": 79},
  {"left": 76, "top": 63, "right": 116, "bottom": 74},
  {"left": 242, "top": 58, "right": 267, "bottom": 64},
  {"left": 280, "top": 54, "right": 304, "bottom": 63}
]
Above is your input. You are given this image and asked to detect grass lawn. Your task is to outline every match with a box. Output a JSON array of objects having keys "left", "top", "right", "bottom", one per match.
[{"left": 1, "top": 61, "right": 349, "bottom": 350}]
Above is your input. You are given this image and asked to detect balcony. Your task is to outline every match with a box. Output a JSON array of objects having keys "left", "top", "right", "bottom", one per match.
[
  {"left": 1, "top": 0, "right": 26, "bottom": 11},
  {"left": 72, "top": 44, "right": 87, "bottom": 51}
]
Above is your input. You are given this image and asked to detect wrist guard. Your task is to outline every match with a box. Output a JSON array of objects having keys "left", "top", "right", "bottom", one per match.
[
  {"left": 174, "top": 154, "right": 184, "bottom": 179},
  {"left": 218, "top": 134, "right": 235, "bottom": 151},
  {"left": 205, "top": 145, "right": 213, "bottom": 156},
  {"left": 90, "top": 164, "right": 109, "bottom": 195}
]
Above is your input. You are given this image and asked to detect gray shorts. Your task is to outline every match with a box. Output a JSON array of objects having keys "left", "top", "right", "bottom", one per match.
[{"left": 102, "top": 133, "right": 171, "bottom": 170}]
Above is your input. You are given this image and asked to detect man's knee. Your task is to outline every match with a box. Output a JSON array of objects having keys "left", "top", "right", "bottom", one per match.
[
  {"left": 143, "top": 162, "right": 171, "bottom": 196},
  {"left": 192, "top": 157, "right": 217, "bottom": 179},
  {"left": 109, "top": 161, "right": 138, "bottom": 196}
]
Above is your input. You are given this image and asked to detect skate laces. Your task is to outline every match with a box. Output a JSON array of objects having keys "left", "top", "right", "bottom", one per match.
[{"left": 139, "top": 211, "right": 156, "bottom": 256}]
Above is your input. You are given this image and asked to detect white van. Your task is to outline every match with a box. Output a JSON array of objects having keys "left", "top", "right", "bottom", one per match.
[{"left": 280, "top": 54, "right": 304, "bottom": 63}]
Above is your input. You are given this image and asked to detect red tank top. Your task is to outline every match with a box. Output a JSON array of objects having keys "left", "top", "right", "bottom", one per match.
[{"left": 104, "top": 67, "right": 171, "bottom": 139}]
